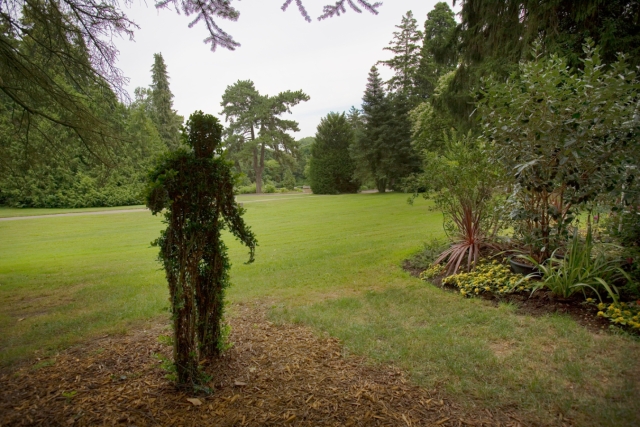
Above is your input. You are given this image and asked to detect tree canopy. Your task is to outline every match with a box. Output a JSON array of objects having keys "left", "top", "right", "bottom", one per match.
[
  {"left": 309, "top": 112, "right": 359, "bottom": 194},
  {"left": 220, "top": 80, "right": 309, "bottom": 193},
  {"left": 0, "top": 0, "right": 381, "bottom": 161}
]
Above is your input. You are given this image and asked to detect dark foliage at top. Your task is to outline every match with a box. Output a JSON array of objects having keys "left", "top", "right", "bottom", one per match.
[{"left": 0, "top": 0, "right": 380, "bottom": 163}]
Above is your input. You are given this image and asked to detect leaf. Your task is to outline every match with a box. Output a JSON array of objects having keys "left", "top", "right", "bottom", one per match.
[{"left": 187, "top": 398, "right": 202, "bottom": 406}]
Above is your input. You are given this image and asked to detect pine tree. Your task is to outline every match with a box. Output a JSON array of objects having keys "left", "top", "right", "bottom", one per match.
[
  {"left": 352, "top": 66, "right": 419, "bottom": 193},
  {"left": 150, "top": 53, "right": 182, "bottom": 150},
  {"left": 309, "top": 112, "right": 359, "bottom": 194},
  {"left": 416, "top": 2, "right": 458, "bottom": 100},
  {"left": 378, "top": 11, "right": 423, "bottom": 98},
  {"left": 220, "top": 80, "right": 309, "bottom": 193}
]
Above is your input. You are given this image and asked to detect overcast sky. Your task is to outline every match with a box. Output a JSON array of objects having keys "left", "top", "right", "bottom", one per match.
[{"left": 115, "top": 0, "right": 451, "bottom": 138}]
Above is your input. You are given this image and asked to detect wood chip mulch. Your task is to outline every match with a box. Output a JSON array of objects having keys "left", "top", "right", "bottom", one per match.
[{"left": 1, "top": 303, "right": 530, "bottom": 427}]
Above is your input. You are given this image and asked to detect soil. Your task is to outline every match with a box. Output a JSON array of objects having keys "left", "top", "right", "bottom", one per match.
[
  {"left": 0, "top": 303, "right": 537, "bottom": 427},
  {"left": 402, "top": 262, "right": 612, "bottom": 334}
]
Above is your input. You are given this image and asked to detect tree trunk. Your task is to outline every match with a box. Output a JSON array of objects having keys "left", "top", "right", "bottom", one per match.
[
  {"left": 376, "top": 178, "right": 387, "bottom": 193},
  {"left": 255, "top": 139, "right": 266, "bottom": 194}
]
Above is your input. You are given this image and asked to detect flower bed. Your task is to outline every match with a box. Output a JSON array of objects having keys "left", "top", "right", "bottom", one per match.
[{"left": 429, "top": 260, "right": 534, "bottom": 297}]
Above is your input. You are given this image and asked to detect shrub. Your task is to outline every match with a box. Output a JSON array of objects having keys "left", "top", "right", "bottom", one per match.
[
  {"left": 442, "top": 260, "right": 533, "bottom": 297},
  {"left": 263, "top": 184, "right": 276, "bottom": 193},
  {"left": 415, "top": 131, "right": 508, "bottom": 276},
  {"left": 145, "top": 111, "right": 256, "bottom": 385},
  {"left": 237, "top": 184, "right": 256, "bottom": 194},
  {"left": 479, "top": 42, "right": 640, "bottom": 261},
  {"left": 406, "top": 239, "right": 450, "bottom": 271},
  {"left": 520, "top": 228, "right": 631, "bottom": 300}
]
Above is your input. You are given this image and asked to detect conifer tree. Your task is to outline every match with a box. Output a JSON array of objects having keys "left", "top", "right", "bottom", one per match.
[
  {"left": 220, "top": 80, "right": 309, "bottom": 193},
  {"left": 378, "top": 11, "right": 423, "bottom": 99},
  {"left": 416, "top": 2, "right": 458, "bottom": 100},
  {"left": 150, "top": 53, "right": 183, "bottom": 150},
  {"left": 352, "top": 66, "right": 418, "bottom": 193},
  {"left": 309, "top": 112, "right": 359, "bottom": 194}
]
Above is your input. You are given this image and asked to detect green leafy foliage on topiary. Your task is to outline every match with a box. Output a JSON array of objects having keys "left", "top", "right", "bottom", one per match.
[
  {"left": 309, "top": 112, "right": 359, "bottom": 194},
  {"left": 145, "top": 111, "right": 257, "bottom": 385}
]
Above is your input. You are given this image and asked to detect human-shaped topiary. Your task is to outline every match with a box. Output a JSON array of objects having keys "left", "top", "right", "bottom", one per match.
[{"left": 145, "top": 111, "right": 257, "bottom": 385}]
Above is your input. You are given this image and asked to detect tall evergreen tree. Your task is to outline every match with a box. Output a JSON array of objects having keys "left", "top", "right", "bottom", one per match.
[
  {"left": 416, "top": 2, "right": 458, "bottom": 100},
  {"left": 150, "top": 53, "right": 182, "bottom": 150},
  {"left": 378, "top": 11, "right": 423, "bottom": 99},
  {"left": 309, "top": 112, "right": 359, "bottom": 194},
  {"left": 352, "top": 66, "right": 418, "bottom": 193}
]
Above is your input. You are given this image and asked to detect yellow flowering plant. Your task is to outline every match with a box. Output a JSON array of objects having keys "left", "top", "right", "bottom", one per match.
[
  {"left": 440, "top": 260, "right": 533, "bottom": 297},
  {"left": 596, "top": 301, "right": 640, "bottom": 330},
  {"left": 419, "top": 264, "right": 445, "bottom": 280}
]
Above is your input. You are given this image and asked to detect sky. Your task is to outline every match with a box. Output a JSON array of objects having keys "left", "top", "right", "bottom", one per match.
[{"left": 115, "top": 0, "right": 450, "bottom": 138}]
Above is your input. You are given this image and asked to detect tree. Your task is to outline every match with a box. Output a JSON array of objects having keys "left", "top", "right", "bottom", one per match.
[
  {"left": 220, "top": 80, "right": 309, "bottom": 193},
  {"left": 0, "top": 4, "right": 165, "bottom": 208},
  {"left": 150, "top": 53, "right": 183, "bottom": 150},
  {"left": 293, "top": 136, "right": 315, "bottom": 184},
  {"left": 455, "top": 0, "right": 640, "bottom": 70},
  {"left": 415, "top": 2, "right": 458, "bottom": 100},
  {"left": 351, "top": 66, "right": 390, "bottom": 192},
  {"left": 1, "top": 0, "right": 381, "bottom": 160},
  {"left": 378, "top": 10, "right": 423, "bottom": 98},
  {"left": 478, "top": 42, "right": 640, "bottom": 260},
  {"left": 352, "top": 66, "right": 419, "bottom": 193},
  {"left": 409, "top": 70, "right": 458, "bottom": 154},
  {"left": 443, "top": 0, "right": 640, "bottom": 127},
  {"left": 309, "top": 112, "right": 359, "bottom": 194},
  {"left": 145, "top": 111, "right": 256, "bottom": 385}
]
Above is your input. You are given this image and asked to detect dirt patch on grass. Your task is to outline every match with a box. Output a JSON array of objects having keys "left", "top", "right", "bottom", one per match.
[{"left": 1, "top": 303, "right": 535, "bottom": 427}]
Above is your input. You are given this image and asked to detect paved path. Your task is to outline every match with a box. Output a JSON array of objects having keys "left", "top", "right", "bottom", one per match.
[
  {"left": 0, "top": 208, "right": 148, "bottom": 221},
  {"left": 0, "top": 196, "right": 318, "bottom": 221}
]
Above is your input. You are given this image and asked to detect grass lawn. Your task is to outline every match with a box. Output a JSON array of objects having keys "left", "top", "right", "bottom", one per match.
[{"left": 0, "top": 193, "right": 638, "bottom": 426}]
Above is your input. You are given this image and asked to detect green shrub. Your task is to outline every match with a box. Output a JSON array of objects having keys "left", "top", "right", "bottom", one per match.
[
  {"left": 263, "top": 184, "right": 276, "bottom": 193},
  {"left": 519, "top": 228, "right": 630, "bottom": 300},
  {"left": 406, "top": 239, "right": 450, "bottom": 271},
  {"left": 237, "top": 184, "right": 256, "bottom": 194}
]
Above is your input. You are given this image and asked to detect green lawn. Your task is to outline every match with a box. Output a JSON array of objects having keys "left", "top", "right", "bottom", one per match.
[{"left": 0, "top": 193, "right": 638, "bottom": 426}]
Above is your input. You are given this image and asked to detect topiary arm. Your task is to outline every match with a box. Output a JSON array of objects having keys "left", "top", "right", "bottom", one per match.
[{"left": 217, "top": 160, "right": 257, "bottom": 263}]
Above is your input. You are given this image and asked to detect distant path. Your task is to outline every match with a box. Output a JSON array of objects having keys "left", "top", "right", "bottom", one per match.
[
  {"left": 0, "top": 208, "right": 148, "bottom": 221},
  {"left": 0, "top": 195, "right": 319, "bottom": 221}
]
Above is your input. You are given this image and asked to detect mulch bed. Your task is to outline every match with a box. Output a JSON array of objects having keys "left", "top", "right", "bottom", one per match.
[
  {"left": 0, "top": 303, "right": 534, "bottom": 427},
  {"left": 403, "top": 261, "right": 612, "bottom": 333}
]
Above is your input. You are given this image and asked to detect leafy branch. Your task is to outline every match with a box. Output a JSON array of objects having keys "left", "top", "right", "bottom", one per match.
[{"left": 281, "top": 0, "right": 382, "bottom": 22}]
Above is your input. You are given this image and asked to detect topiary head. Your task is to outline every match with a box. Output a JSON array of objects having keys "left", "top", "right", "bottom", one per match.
[{"left": 182, "top": 110, "right": 223, "bottom": 158}]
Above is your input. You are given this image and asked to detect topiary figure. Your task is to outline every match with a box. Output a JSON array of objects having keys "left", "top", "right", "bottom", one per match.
[{"left": 145, "top": 110, "right": 257, "bottom": 385}]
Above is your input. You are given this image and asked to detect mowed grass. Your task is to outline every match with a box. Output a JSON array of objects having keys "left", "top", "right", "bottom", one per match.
[{"left": 1, "top": 193, "right": 638, "bottom": 426}]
